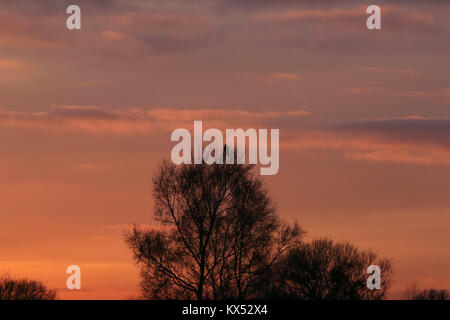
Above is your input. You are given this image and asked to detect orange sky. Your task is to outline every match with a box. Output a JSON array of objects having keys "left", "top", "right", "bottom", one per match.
[{"left": 0, "top": 0, "right": 449, "bottom": 299}]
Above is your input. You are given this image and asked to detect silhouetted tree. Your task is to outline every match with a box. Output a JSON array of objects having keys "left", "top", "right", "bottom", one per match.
[
  {"left": 405, "top": 283, "right": 448, "bottom": 300},
  {"left": 125, "top": 160, "right": 303, "bottom": 300},
  {"left": 0, "top": 274, "right": 57, "bottom": 300},
  {"left": 266, "top": 238, "right": 393, "bottom": 300}
]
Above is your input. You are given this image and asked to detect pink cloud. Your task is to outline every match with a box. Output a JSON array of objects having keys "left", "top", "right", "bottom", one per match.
[
  {"left": 251, "top": 5, "right": 439, "bottom": 32},
  {"left": 357, "top": 66, "right": 419, "bottom": 75},
  {"left": 0, "top": 106, "right": 309, "bottom": 135},
  {"left": 101, "top": 30, "right": 126, "bottom": 41},
  {"left": 348, "top": 87, "right": 387, "bottom": 95},
  {"left": 282, "top": 117, "right": 450, "bottom": 166},
  {"left": 0, "top": 59, "right": 34, "bottom": 83},
  {"left": 265, "top": 73, "right": 300, "bottom": 85}
]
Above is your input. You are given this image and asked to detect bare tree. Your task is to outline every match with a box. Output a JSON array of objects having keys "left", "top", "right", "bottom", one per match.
[
  {"left": 125, "top": 160, "right": 303, "bottom": 300},
  {"left": 0, "top": 274, "right": 57, "bottom": 300},
  {"left": 269, "top": 238, "right": 393, "bottom": 300}
]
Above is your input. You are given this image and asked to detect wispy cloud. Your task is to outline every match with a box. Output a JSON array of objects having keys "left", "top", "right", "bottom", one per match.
[
  {"left": 284, "top": 117, "right": 450, "bottom": 166},
  {"left": 101, "top": 30, "right": 126, "bottom": 41},
  {"left": 0, "top": 58, "right": 34, "bottom": 83},
  {"left": 265, "top": 73, "right": 300, "bottom": 85},
  {"left": 251, "top": 5, "right": 440, "bottom": 33},
  {"left": 0, "top": 106, "right": 310, "bottom": 134}
]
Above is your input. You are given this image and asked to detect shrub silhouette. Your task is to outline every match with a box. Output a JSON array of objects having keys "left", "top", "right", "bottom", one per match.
[
  {"left": 0, "top": 274, "right": 57, "bottom": 300},
  {"left": 266, "top": 238, "right": 393, "bottom": 300},
  {"left": 405, "top": 284, "right": 448, "bottom": 300}
]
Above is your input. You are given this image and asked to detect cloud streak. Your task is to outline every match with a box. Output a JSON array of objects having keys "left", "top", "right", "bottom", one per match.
[
  {"left": 0, "top": 106, "right": 309, "bottom": 134},
  {"left": 3, "top": 105, "right": 447, "bottom": 166},
  {"left": 284, "top": 117, "right": 450, "bottom": 166},
  {"left": 251, "top": 5, "right": 441, "bottom": 33}
]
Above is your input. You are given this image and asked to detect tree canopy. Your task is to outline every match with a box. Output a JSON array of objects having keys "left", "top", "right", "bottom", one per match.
[{"left": 125, "top": 160, "right": 302, "bottom": 299}]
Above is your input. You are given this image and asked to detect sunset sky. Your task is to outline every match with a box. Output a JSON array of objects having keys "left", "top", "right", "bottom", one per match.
[{"left": 0, "top": 0, "right": 449, "bottom": 299}]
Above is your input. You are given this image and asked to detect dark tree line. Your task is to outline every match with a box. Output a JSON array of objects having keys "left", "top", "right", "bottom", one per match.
[
  {"left": 405, "top": 284, "right": 449, "bottom": 300},
  {"left": 125, "top": 159, "right": 394, "bottom": 300}
]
